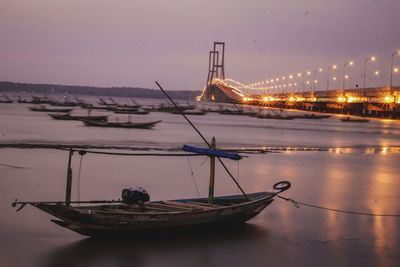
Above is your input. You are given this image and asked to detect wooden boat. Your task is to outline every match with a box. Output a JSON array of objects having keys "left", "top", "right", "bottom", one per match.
[
  {"left": 340, "top": 117, "right": 370, "bottom": 122},
  {"left": 255, "top": 113, "right": 294, "bottom": 120},
  {"left": 12, "top": 145, "right": 291, "bottom": 237},
  {"left": 29, "top": 106, "right": 73, "bottom": 112},
  {"left": 48, "top": 113, "right": 108, "bottom": 121},
  {"left": 169, "top": 110, "right": 207, "bottom": 115},
  {"left": 294, "top": 114, "right": 331, "bottom": 119},
  {"left": 82, "top": 119, "right": 161, "bottom": 128},
  {"left": 113, "top": 109, "right": 150, "bottom": 115}
]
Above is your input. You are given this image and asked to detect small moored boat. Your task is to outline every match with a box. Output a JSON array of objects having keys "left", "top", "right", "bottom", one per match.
[
  {"left": 340, "top": 117, "right": 370, "bottom": 122},
  {"left": 48, "top": 113, "right": 108, "bottom": 121},
  {"left": 82, "top": 119, "right": 161, "bottom": 129}
]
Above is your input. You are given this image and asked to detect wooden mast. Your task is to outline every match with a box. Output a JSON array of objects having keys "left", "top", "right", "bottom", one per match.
[
  {"left": 208, "top": 137, "right": 216, "bottom": 204},
  {"left": 65, "top": 148, "right": 74, "bottom": 206}
]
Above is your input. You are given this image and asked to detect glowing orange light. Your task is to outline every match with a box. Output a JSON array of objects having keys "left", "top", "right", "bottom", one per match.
[
  {"left": 384, "top": 95, "right": 394, "bottom": 103},
  {"left": 337, "top": 96, "right": 346, "bottom": 102},
  {"left": 288, "top": 96, "right": 296, "bottom": 102}
]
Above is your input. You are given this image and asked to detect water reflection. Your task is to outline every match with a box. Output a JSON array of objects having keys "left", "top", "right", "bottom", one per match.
[{"left": 41, "top": 224, "right": 268, "bottom": 267}]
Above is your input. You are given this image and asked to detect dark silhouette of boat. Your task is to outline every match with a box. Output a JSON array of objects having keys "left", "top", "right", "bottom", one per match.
[
  {"left": 340, "top": 117, "right": 370, "bottom": 122},
  {"left": 29, "top": 106, "right": 73, "bottom": 113},
  {"left": 82, "top": 119, "right": 162, "bottom": 129},
  {"left": 293, "top": 114, "right": 331, "bottom": 119},
  {"left": 255, "top": 113, "right": 294, "bottom": 120},
  {"left": 113, "top": 108, "right": 150, "bottom": 115},
  {"left": 48, "top": 113, "right": 108, "bottom": 121}
]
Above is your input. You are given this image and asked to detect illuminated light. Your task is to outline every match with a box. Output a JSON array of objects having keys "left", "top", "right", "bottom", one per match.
[
  {"left": 263, "top": 96, "right": 269, "bottom": 102},
  {"left": 294, "top": 83, "right": 297, "bottom": 86},
  {"left": 276, "top": 78, "right": 280, "bottom": 81},
  {"left": 269, "top": 97, "right": 276, "bottom": 101},
  {"left": 345, "top": 75, "right": 349, "bottom": 79},
  {"left": 347, "top": 96, "right": 355, "bottom": 103},
  {"left": 384, "top": 95, "right": 394, "bottom": 103},
  {"left": 282, "top": 77, "right": 286, "bottom": 80},
  {"left": 374, "top": 71, "right": 379, "bottom": 75},
  {"left": 349, "top": 61, "right": 354, "bottom": 65},
  {"left": 266, "top": 81, "right": 269, "bottom": 84},
  {"left": 306, "top": 81, "right": 310, "bottom": 84},
  {"left": 261, "top": 81, "right": 264, "bottom": 84},
  {"left": 337, "top": 96, "right": 347, "bottom": 102},
  {"left": 288, "top": 96, "right": 296, "bottom": 102},
  {"left": 319, "top": 68, "right": 323, "bottom": 72},
  {"left": 288, "top": 83, "right": 292, "bottom": 86},
  {"left": 270, "top": 79, "right": 274, "bottom": 82},
  {"left": 333, "top": 77, "right": 337, "bottom": 80},
  {"left": 242, "top": 97, "right": 254, "bottom": 102},
  {"left": 211, "top": 95, "right": 215, "bottom": 101},
  {"left": 314, "top": 80, "right": 318, "bottom": 83},
  {"left": 371, "top": 56, "right": 376, "bottom": 61},
  {"left": 394, "top": 68, "right": 399, "bottom": 73},
  {"left": 283, "top": 84, "right": 286, "bottom": 88},
  {"left": 289, "top": 75, "right": 293, "bottom": 79},
  {"left": 333, "top": 65, "right": 337, "bottom": 69},
  {"left": 297, "top": 73, "right": 302, "bottom": 77},
  {"left": 307, "top": 71, "right": 311, "bottom": 75}
]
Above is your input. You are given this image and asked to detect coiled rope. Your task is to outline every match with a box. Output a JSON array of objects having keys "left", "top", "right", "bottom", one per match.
[{"left": 277, "top": 195, "right": 400, "bottom": 217}]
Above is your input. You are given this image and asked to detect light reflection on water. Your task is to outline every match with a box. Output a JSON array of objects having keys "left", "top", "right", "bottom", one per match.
[{"left": 0, "top": 100, "right": 400, "bottom": 267}]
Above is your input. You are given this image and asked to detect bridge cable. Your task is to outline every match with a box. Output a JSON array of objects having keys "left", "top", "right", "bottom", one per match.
[{"left": 277, "top": 195, "right": 400, "bottom": 217}]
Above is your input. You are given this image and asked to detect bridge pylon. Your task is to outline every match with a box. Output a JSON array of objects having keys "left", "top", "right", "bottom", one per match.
[{"left": 206, "top": 42, "right": 225, "bottom": 85}]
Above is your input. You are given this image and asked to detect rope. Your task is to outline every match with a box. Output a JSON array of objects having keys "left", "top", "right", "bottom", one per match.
[
  {"left": 277, "top": 195, "right": 400, "bottom": 217},
  {"left": 186, "top": 157, "right": 200, "bottom": 198},
  {"left": 77, "top": 154, "right": 84, "bottom": 204},
  {"left": 0, "top": 162, "right": 25, "bottom": 169},
  {"left": 57, "top": 148, "right": 203, "bottom": 157}
]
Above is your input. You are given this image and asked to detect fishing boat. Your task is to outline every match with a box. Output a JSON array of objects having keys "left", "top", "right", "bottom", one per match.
[
  {"left": 12, "top": 144, "right": 290, "bottom": 236},
  {"left": 29, "top": 106, "right": 73, "bottom": 113},
  {"left": 340, "top": 117, "right": 370, "bottom": 122},
  {"left": 169, "top": 109, "right": 207, "bottom": 115},
  {"left": 293, "top": 114, "right": 331, "bottom": 119},
  {"left": 255, "top": 113, "right": 294, "bottom": 120},
  {"left": 82, "top": 119, "right": 161, "bottom": 129},
  {"left": 48, "top": 113, "right": 108, "bottom": 121},
  {"left": 113, "top": 108, "right": 150, "bottom": 115}
]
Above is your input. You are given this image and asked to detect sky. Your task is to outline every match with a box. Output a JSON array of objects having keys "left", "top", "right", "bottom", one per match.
[{"left": 1, "top": 0, "right": 400, "bottom": 91}]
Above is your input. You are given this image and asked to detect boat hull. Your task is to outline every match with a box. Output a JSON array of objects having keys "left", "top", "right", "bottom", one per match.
[{"left": 33, "top": 192, "right": 274, "bottom": 236}]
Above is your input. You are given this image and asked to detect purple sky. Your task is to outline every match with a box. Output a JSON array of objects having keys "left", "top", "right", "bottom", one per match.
[{"left": 1, "top": 0, "right": 399, "bottom": 91}]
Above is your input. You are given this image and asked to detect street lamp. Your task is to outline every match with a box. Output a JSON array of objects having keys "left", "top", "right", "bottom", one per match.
[
  {"left": 326, "top": 65, "right": 337, "bottom": 90},
  {"left": 313, "top": 68, "right": 323, "bottom": 91},
  {"left": 363, "top": 56, "right": 376, "bottom": 88},
  {"left": 342, "top": 61, "right": 354, "bottom": 89},
  {"left": 390, "top": 50, "right": 400, "bottom": 92}
]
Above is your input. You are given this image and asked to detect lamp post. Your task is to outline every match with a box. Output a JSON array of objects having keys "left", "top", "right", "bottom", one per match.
[
  {"left": 374, "top": 70, "right": 383, "bottom": 86},
  {"left": 390, "top": 50, "right": 400, "bottom": 93},
  {"left": 313, "top": 68, "right": 322, "bottom": 91},
  {"left": 363, "top": 56, "right": 376, "bottom": 88},
  {"left": 326, "top": 65, "right": 337, "bottom": 90},
  {"left": 342, "top": 61, "right": 354, "bottom": 89}
]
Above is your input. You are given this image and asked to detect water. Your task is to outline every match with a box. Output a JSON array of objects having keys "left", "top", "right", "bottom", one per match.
[{"left": 1, "top": 99, "right": 400, "bottom": 267}]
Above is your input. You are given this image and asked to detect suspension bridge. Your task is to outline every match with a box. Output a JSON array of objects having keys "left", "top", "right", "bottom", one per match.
[{"left": 199, "top": 42, "right": 400, "bottom": 119}]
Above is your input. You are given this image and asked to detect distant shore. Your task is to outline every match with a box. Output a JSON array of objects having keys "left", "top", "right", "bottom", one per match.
[{"left": 0, "top": 81, "right": 200, "bottom": 100}]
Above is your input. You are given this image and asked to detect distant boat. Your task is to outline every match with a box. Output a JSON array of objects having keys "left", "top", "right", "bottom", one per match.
[
  {"left": 82, "top": 120, "right": 162, "bottom": 129},
  {"left": 113, "top": 108, "right": 150, "bottom": 115},
  {"left": 255, "top": 113, "right": 294, "bottom": 120},
  {"left": 340, "top": 117, "right": 370, "bottom": 123},
  {"left": 29, "top": 106, "right": 73, "bottom": 113},
  {"left": 294, "top": 114, "right": 331, "bottom": 119},
  {"left": 48, "top": 113, "right": 108, "bottom": 121},
  {"left": 0, "top": 95, "right": 13, "bottom": 103},
  {"left": 169, "top": 110, "right": 207, "bottom": 115}
]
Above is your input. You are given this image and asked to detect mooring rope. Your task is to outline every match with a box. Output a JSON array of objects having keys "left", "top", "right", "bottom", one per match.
[
  {"left": 0, "top": 162, "right": 25, "bottom": 169},
  {"left": 277, "top": 195, "right": 400, "bottom": 217},
  {"left": 186, "top": 157, "right": 200, "bottom": 198}
]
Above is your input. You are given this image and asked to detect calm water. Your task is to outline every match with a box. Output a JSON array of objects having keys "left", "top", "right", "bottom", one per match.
[{"left": 1, "top": 98, "right": 400, "bottom": 267}]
